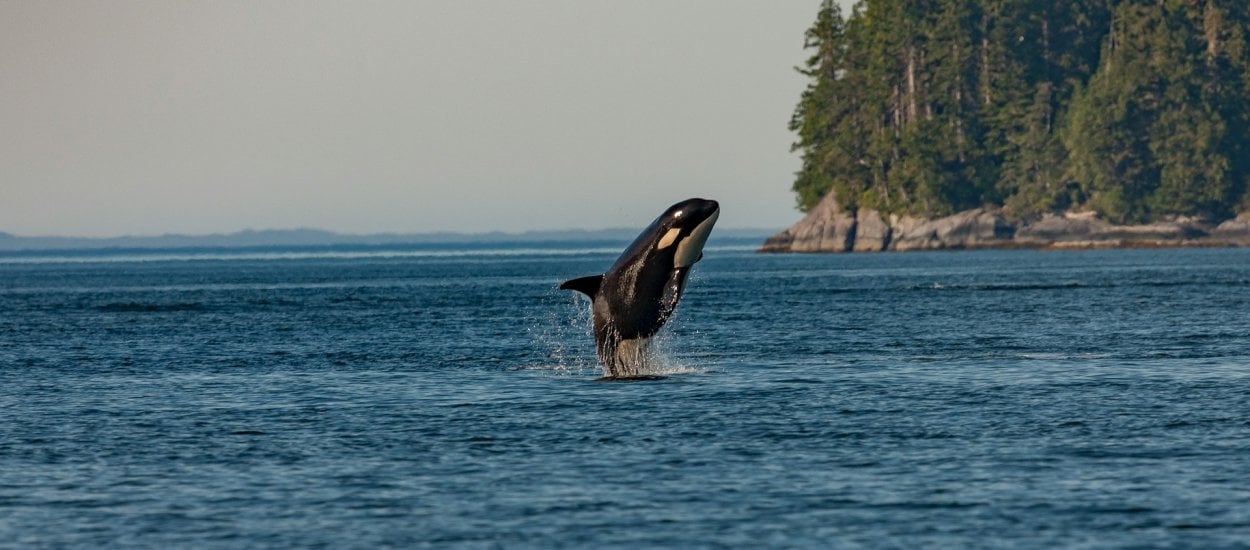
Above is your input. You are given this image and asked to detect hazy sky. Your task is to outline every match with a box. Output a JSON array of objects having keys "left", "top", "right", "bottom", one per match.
[{"left": 1, "top": 2, "right": 846, "bottom": 237}]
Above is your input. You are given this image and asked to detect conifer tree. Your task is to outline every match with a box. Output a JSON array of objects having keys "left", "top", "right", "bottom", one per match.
[{"left": 790, "top": 0, "right": 848, "bottom": 211}]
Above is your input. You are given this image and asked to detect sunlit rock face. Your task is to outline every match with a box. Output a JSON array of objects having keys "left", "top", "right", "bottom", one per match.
[{"left": 761, "top": 194, "right": 1250, "bottom": 253}]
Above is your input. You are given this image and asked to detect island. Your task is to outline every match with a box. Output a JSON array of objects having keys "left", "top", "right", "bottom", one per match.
[{"left": 765, "top": 1, "right": 1250, "bottom": 253}]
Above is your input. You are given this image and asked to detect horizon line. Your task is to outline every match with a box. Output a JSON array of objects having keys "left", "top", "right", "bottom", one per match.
[{"left": 0, "top": 225, "right": 781, "bottom": 241}]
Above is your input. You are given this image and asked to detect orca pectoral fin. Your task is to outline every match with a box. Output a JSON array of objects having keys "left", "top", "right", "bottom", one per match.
[
  {"left": 559, "top": 274, "right": 604, "bottom": 298},
  {"left": 659, "top": 268, "right": 689, "bottom": 320}
]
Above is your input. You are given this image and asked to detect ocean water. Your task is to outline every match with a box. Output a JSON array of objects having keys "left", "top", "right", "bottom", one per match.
[{"left": 2, "top": 245, "right": 1249, "bottom": 547}]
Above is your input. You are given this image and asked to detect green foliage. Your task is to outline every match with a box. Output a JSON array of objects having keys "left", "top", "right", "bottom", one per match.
[
  {"left": 790, "top": 0, "right": 851, "bottom": 211},
  {"left": 789, "top": 0, "right": 1250, "bottom": 222}
]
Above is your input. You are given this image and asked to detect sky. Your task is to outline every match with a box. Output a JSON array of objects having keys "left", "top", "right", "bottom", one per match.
[{"left": 1, "top": 1, "right": 848, "bottom": 237}]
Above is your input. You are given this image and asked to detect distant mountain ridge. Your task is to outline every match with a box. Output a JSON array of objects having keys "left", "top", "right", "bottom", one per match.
[{"left": 0, "top": 227, "right": 776, "bottom": 252}]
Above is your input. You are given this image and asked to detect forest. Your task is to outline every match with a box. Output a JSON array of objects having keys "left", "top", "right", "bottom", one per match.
[{"left": 790, "top": 0, "right": 1250, "bottom": 224}]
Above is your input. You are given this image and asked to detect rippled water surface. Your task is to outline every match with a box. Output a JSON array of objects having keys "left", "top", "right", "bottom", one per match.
[{"left": 3, "top": 246, "right": 1250, "bottom": 547}]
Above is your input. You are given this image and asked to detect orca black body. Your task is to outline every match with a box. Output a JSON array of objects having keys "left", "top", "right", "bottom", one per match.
[{"left": 560, "top": 198, "right": 719, "bottom": 378}]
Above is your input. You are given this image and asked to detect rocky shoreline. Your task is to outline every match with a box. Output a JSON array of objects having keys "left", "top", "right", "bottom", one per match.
[{"left": 760, "top": 191, "right": 1250, "bottom": 253}]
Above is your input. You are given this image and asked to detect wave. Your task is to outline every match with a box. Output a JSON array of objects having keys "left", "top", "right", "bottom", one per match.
[
  {"left": 903, "top": 279, "right": 1250, "bottom": 292},
  {"left": 95, "top": 302, "right": 205, "bottom": 313}
]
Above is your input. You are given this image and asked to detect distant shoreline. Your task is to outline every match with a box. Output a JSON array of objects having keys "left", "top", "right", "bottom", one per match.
[{"left": 0, "top": 227, "right": 776, "bottom": 253}]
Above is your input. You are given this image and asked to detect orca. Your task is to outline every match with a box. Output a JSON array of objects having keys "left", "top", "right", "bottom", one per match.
[{"left": 560, "top": 198, "right": 719, "bottom": 378}]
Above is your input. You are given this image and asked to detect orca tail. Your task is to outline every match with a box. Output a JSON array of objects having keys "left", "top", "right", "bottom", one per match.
[{"left": 559, "top": 274, "right": 603, "bottom": 298}]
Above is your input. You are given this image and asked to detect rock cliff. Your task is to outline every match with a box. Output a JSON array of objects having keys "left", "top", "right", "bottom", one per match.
[{"left": 760, "top": 192, "right": 1250, "bottom": 253}]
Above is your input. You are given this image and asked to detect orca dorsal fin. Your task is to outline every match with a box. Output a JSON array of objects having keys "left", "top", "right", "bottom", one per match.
[{"left": 559, "top": 274, "right": 603, "bottom": 298}]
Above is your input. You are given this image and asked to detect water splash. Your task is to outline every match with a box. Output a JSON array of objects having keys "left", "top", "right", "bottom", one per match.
[
  {"left": 524, "top": 287, "right": 599, "bottom": 376},
  {"left": 525, "top": 286, "right": 708, "bottom": 378},
  {"left": 644, "top": 323, "right": 709, "bottom": 376}
]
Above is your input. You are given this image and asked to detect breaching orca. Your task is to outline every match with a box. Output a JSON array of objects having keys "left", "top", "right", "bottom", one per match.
[{"left": 560, "top": 198, "right": 719, "bottom": 378}]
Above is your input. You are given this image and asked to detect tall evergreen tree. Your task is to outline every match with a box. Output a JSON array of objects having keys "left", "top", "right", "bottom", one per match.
[{"left": 790, "top": 0, "right": 848, "bottom": 212}]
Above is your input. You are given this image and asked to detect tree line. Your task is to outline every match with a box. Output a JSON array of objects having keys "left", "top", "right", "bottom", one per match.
[{"left": 790, "top": 0, "right": 1250, "bottom": 223}]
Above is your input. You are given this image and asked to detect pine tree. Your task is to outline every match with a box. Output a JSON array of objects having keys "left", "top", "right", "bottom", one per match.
[
  {"left": 1202, "top": 1, "right": 1250, "bottom": 213},
  {"left": 790, "top": 1, "right": 838, "bottom": 212}
]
